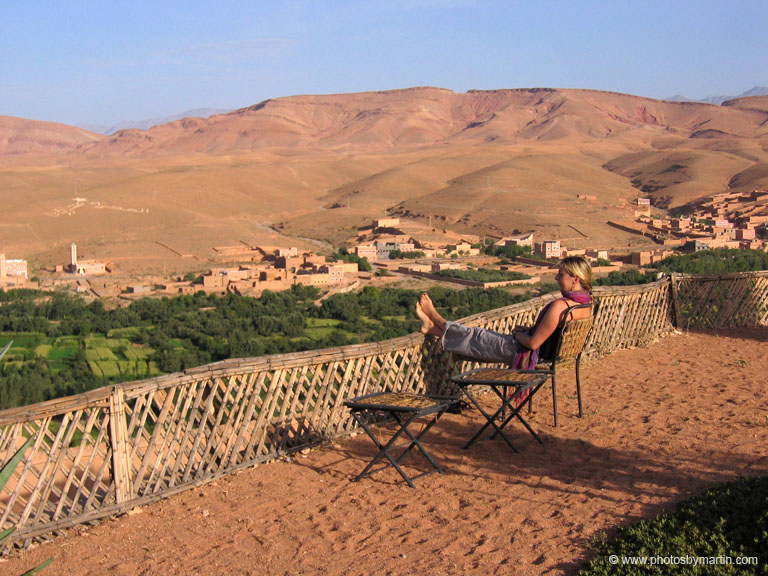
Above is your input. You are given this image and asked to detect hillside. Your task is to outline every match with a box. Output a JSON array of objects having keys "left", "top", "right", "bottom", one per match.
[
  {"left": 1, "top": 87, "right": 767, "bottom": 275},
  {"left": 0, "top": 116, "right": 101, "bottom": 156},
  {"left": 63, "top": 88, "right": 768, "bottom": 155}
]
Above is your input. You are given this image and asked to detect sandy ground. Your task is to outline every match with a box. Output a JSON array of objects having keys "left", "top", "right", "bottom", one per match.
[{"left": 3, "top": 327, "right": 768, "bottom": 576}]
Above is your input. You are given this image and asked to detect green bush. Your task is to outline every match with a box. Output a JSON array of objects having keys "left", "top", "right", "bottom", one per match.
[
  {"left": 435, "top": 268, "right": 530, "bottom": 282},
  {"left": 580, "top": 475, "right": 768, "bottom": 575},
  {"left": 596, "top": 269, "right": 659, "bottom": 286},
  {"left": 107, "top": 327, "right": 141, "bottom": 339},
  {"left": 652, "top": 248, "right": 768, "bottom": 274}
]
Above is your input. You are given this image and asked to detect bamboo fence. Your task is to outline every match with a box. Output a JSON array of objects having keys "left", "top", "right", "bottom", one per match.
[{"left": 1, "top": 272, "right": 766, "bottom": 547}]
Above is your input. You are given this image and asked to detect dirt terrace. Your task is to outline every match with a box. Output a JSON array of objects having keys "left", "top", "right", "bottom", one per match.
[{"left": 4, "top": 328, "right": 768, "bottom": 576}]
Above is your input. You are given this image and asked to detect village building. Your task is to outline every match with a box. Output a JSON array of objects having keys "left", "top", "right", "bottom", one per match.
[
  {"left": 446, "top": 241, "right": 479, "bottom": 256},
  {"left": 295, "top": 264, "right": 346, "bottom": 287},
  {"left": 534, "top": 240, "right": 562, "bottom": 259},
  {"left": 417, "top": 248, "right": 440, "bottom": 258},
  {"left": 734, "top": 228, "right": 756, "bottom": 240},
  {"left": 741, "top": 239, "right": 767, "bottom": 251},
  {"left": 431, "top": 261, "right": 461, "bottom": 273},
  {"left": 354, "top": 244, "right": 378, "bottom": 262},
  {"left": 671, "top": 218, "right": 691, "bottom": 230},
  {"left": 374, "top": 239, "right": 416, "bottom": 260},
  {"left": 276, "top": 247, "right": 298, "bottom": 258},
  {"left": 496, "top": 232, "right": 534, "bottom": 248},
  {"left": 73, "top": 260, "right": 107, "bottom": 275},
  {"left": 398, "top": 263, "right": 433, "bottom": 274},
  {"left": 375, "top": 242, "right": 397, "bottom": 260},
  {"left": 0, "top": 253, "right": 36, "bottom": 290},
  {"left": 373, "top": 217, "right": 401, "bottom": 229},
  {"left": 276, "top": 252, "right": 324, "bottom": 270},
  {"left": 201, "top": 267, "right": 250, "bottom": 289},
  {"left": 158, "top": 281, "right": 197, "bottom": 295},
  {"left": 0, "top": 253, "right": 28, "bottom": 278},
  {"left": 630, "top": 250, "right": 673, "bottom": 266},
  {"left": 337, "top": 262, "right": 360, "bottom": 275},
  {"left": 585, "top": 249, "right": 609, "bottom": 261},
  {"left": 66, "top": 242, "right": 107, "bottom": 276}
]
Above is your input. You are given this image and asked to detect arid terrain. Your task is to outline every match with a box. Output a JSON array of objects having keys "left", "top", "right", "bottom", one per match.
[
  {"left": 3, "top": 327, "right": 767, "bottom": 575},
  {"left": 2, "top": 87, "right": 767, "bottom": 276}
]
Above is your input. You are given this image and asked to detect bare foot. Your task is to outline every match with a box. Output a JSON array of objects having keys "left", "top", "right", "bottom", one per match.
[
  {"left": 417, "top": 294, "right": 446, "bottom": 336},
  {"left": 419, "top": 293, "right": 440, "bottom": 322},
  {"left": 415, "top": 301, "right": 436, "bottom": 335}
]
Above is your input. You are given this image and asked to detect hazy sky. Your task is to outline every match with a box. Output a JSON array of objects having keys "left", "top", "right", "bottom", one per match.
[{"left": 2, "top": 0, "right": 766, "bottom": 129}]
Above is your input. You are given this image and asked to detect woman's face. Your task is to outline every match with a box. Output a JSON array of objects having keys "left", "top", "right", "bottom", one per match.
[{"left": 555, "top": 266, "right": 578, "bottom": 292}]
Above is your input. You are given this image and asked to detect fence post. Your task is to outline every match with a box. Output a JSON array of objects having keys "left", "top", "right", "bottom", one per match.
[
  {"left": 669, "top": 273, "right": 683, "bottom": 329},
  {"left": 108, "top": 386, "right": 133, "bottom": 507}
]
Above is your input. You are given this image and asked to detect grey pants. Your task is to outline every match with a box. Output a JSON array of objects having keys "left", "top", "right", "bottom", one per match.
[{"left": 442, "top": 321, "right": 521, "bottom": 364}]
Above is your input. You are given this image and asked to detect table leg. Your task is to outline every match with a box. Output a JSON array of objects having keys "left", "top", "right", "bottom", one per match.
[
  {"left": 460, "top": 386, "right": 520, "bottom": 453},
  {"left": 392, "top": 412, "right": 446, "bottom": 475},
  {"left": 350, "top": 409, "right": 450, "bottom": 488},
  {"left": 491, "top": 382, "right": 545, "bottom": 444}
]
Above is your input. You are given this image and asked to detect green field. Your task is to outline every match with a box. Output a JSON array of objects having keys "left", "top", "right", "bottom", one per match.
[
  {"left": 303, "top": 318, "right": 342, "bottom": 341},
  {"left": 34, "top": 344, "right": 53, "bottom": 357},
  {"left": 107, "top": 327, "right": 141, "bottom": 339},
  {"left": 1, "top": 332, "right": 45, "bottom": 348},
  {"left": 2, "top": 331, "right": 160, "bottom": 379}
]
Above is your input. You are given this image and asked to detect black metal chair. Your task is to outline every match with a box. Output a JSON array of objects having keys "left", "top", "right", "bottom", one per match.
[{"left": 528, "top": 302, "right": 595, "bottom": 426}]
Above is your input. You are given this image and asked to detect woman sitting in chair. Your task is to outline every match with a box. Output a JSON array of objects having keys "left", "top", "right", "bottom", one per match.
[{"left": 416, "top": 256, "right": 592, "bottom": 366}]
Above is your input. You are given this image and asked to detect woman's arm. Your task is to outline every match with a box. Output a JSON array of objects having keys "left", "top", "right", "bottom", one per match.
[{"left": 514, "top": 300, "right": 569, "bottom": 350}]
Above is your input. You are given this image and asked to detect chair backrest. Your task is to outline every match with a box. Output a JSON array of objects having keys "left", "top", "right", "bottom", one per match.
[{"left": 539, "top": 303, "right": 594, "bottom": 366}]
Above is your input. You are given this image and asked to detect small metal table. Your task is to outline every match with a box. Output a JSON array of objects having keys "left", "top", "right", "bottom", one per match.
[
  {"left": 344, "top": 391, "right": 459, "bottom": 488},
  {"left": 451, "top": 368, "right": 548, "bottom": 452}
]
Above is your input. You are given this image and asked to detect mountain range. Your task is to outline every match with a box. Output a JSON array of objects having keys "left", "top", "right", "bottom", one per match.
[
  {"left": 664, "top": 85, "right": 768, "bottom": 105},
  {"left": 79, "top": 86, "right": 768, "bottom": 135},
  {"left": 81, "top": 108, "right": 232, "bottom": 136},
  {"left": 3, "top": 86, "right": 767, "bottom": 157},
  {"left": 1, "top": 86, "right": 767, "bottom": 276}
]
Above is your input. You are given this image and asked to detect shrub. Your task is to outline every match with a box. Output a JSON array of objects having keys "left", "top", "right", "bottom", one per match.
[
  {"left": 434, "top": 269, "right": 530, "bottom": 282},
  {"left": 580, "top": 475, "right": 768, "bottom": 575}
]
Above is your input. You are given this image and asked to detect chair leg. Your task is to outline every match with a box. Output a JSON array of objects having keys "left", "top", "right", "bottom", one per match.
[
  {"left": 551, "top": 373, "right": 558, "bottom": 427},
  {"left": 576, "top": 358, "right": 583, "bottom": 417}
]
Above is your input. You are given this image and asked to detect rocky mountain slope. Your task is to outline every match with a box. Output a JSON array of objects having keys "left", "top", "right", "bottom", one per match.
[{"left": 3, "top": 87, "right": 767, "bottom": 157}]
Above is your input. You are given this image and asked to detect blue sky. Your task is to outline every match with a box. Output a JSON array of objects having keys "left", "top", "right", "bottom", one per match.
[{"left": 1, "top": 0, "right": 766, "bottom": 129}]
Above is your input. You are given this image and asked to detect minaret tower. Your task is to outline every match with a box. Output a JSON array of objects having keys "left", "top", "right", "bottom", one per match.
[{"left": 70, "top": 242, "right": 78, "bottom": 272}]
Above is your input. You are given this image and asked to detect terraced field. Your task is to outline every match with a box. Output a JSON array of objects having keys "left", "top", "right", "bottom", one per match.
[{"left": 1, "top": 331, "right": 161, "bottom": 379}]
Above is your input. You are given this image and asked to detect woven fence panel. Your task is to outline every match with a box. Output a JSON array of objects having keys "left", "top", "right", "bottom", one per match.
[
  {"left": 589, "top": 280, "right": 676, "bottom": 354},
  {"left": 672, "top": 272, "right": 768, "bottom": 329},
  {"left": 117, "top": 339, "right": 436, "bottom": 501},
  {"left": 0, "top": 396, "right": 117, "bottom": 543}
]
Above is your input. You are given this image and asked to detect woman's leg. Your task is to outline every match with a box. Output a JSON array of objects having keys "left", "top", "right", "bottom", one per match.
[
  {"left": 441, "top": 323, "right": 520, "bottom": 364},
  {"left": 417, "top": 293, "right": 519, "bottom": 363}
]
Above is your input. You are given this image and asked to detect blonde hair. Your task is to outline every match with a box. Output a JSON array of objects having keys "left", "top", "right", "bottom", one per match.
[{"left": 560, "top": 256, "right": 593, "bottom": 293}]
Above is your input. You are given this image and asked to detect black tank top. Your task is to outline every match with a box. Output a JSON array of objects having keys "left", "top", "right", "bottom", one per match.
[{"left": 538, "top": 298, "right": 576, "bottom": 361}]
